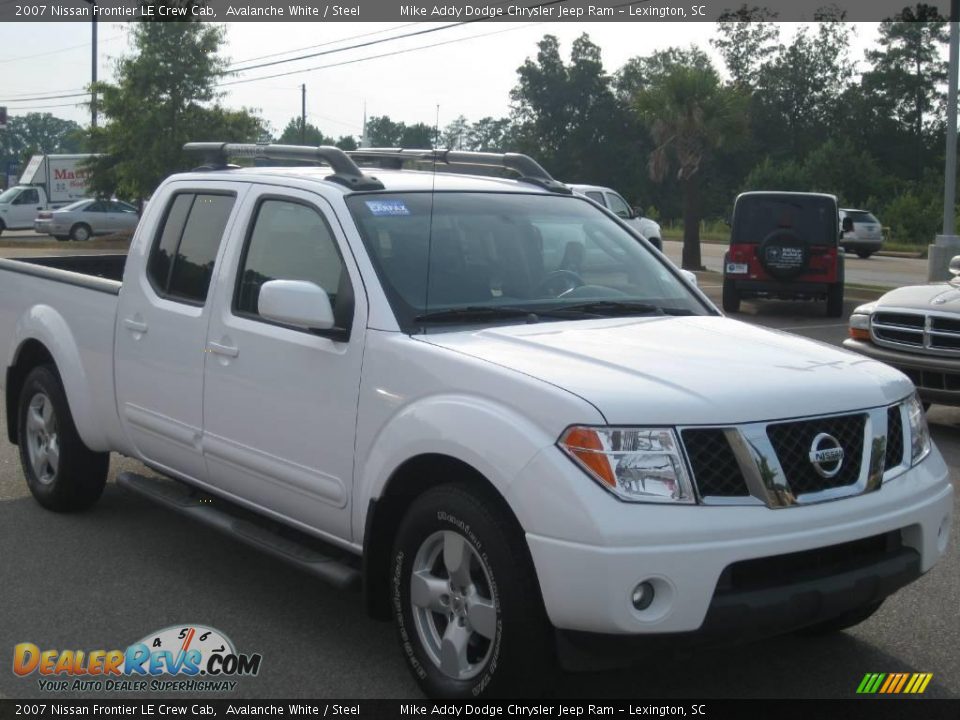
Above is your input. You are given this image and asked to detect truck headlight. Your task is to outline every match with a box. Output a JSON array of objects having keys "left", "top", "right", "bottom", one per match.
[
  {"left": 558, "top": 426, "right": 695, "bottom": 503},
  {"left": 906, "top": 394, "right": 931, "bottom": 466},
  {"left": 848, "top": 303, "right": 874, "bottom": 341}
]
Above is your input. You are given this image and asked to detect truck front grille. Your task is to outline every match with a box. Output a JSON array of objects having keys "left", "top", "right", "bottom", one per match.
[
  {"left": 872, "top": 310, "right": 960, "bottom": 355},
  {"left": 681, "top": 429, "right": 749, "bottom": 497},
  {"left": 766, "top": 413, "right": 866, "bottom": 495},
  {"left": 884, "top": 405, "right": 904, "bottom": 470}
]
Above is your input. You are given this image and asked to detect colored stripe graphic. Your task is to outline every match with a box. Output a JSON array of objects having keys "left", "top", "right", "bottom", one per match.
[{"left": 857, "top": 672, "right": 932, "bottom": 694}]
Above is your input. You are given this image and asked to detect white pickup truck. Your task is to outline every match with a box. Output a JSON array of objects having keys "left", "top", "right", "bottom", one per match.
[{"left": 0, "top": 144, "right": 952, "bottom": 699}]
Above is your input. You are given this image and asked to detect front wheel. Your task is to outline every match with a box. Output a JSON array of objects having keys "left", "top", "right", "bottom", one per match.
[
  {"left": 17, "top": 365, "right": 109, "bottom": 512},
  {"left": 391, "top": 484, "right": 554, "bottom": 698},
  {"left": 856, "top": 250, "right": 873, "bottom": 259}
]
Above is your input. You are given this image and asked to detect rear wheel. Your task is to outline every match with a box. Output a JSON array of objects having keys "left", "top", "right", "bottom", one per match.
[
  {"left": 798, "top": 600, "right": 883, "bottom": 635},
  {"left": 0, "top": 220, "right": 5, "bottom": 236},
  {"left": 826, "top": 282, "right": 844, "bottom": 318},
  {"left": 391, "top": 483, "right": 554, "bottom": 698},
  {"left": 70, "top": 223, "right": 92, "bottom": 242},
  {"left": 17, "top": 365, "right": 109, "bottom": 512},
  {"left": 856, "top": 250, "right": 873, "bottom": 259},
  {"left": 722, "top": 279, "right": 741, "bottom": 313}
]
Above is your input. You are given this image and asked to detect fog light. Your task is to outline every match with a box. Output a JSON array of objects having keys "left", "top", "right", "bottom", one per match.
[{"left": 631, "top": 581, "right": 655, "bottom": 610}]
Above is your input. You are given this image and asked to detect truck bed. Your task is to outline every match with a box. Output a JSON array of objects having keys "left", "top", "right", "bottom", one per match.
[{"left": 0, "top": 254, "right": 126, "bottom": 292}]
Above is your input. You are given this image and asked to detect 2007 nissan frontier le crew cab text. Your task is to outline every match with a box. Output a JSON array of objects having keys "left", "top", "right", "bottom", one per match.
[{"left": 0, "top": 144, "right": 952, "bottom": 699}]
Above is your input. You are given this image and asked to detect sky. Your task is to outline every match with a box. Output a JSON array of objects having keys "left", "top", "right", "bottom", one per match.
[{"left": 1, "top": 21, "right": 883, "bottom": 141}]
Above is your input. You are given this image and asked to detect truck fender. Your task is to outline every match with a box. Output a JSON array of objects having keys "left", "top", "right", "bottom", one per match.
[
  {"left": 8, "top": 305, "right": 109, "bottom": 450},
  {"left": 354, "top": 394, "right": 558, "bottom": 539}
]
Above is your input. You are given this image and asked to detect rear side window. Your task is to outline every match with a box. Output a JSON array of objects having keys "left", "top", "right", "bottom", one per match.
[
  {"left": 147, "top": 192, "right": 235, "bottom": 304},
  {"left": 585, "top": 191, "right": 605, "bottom": 206},
  {"left": 235, "top": 199, "right": 347, "bottom": 323},
  {"left": 733, "top": 196, "right": 837, "bottom": 246}
]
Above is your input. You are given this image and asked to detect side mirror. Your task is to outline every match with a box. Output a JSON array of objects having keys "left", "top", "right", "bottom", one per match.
[
  {"left": 632, "top": 206, "right": 644, "bottom": 219},
  {"left": 681, "top": 269, "right": 698, "bottom": 287},
  {"left": 949, "top": 255, "right": 960, "bottom": 278},
  {"left": 841, "top": 217, "right": 854, "bottom": 233},
  {"left": 258, "top": 279, "right": 335, "bottom": 330}
]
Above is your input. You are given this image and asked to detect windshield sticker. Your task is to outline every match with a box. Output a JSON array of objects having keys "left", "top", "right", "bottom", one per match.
[{"left": 366, "top": 199, "right": 411, "bottom": 217}]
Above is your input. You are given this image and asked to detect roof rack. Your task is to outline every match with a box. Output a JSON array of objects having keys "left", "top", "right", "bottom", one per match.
[
  {"left": 182, "top": 142, "right": 385, "bottom": 191},
  {"left": 346, "top": 148, "right": 572, "bottom": 194}
]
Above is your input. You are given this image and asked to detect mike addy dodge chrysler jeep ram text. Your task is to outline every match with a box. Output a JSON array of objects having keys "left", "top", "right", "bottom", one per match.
[{"left": 0, "top": 144, "right": 952, "bottom": 699}]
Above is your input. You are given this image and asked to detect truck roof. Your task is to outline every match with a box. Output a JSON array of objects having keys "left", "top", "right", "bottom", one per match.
[{"left": 177, "top": 165, "right": 552, "bottom": 195}]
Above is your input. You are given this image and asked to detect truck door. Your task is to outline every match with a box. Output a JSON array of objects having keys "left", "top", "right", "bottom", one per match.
[
  {"left": 115, "top": 185, "right": 244, "bottom": 482},
  {"left": 201, "top": 187, "right": 366, "bottom": 541},
  {"left": 8, "top": 187, "right": 42, "bottom": 229}
]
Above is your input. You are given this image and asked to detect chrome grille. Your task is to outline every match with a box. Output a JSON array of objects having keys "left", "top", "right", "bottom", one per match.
[
  {"left": 766, "top": 414, "right": 866, "bottom": 495},
  {"left": 872, "top": 310, "right": 960, "bottom": 356},
  {"left": 681, "top": 404, "right": 907, "bottom": 507}
]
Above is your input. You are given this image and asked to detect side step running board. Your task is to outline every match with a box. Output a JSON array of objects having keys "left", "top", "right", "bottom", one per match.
[{"left": 117, "top": 471, "right": 361, "bottom": 591}]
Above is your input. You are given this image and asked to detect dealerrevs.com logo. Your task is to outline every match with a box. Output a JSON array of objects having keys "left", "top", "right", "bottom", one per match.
[{"left": 13, "top": 624, "right": 262, "bottom": 693}]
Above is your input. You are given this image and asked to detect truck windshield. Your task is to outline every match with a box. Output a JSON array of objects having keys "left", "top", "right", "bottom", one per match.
[
  {"left": 0, "top": 187, "right": 20, "bottom": 204},
  {"left": 346, "top": 192, "right": 710, "bottom": 332}
]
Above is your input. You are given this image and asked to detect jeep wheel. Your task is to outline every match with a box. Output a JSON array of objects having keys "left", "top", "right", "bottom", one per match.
[
  {"left": 722, "top": 279, "right": 741, "bottom": 313},
  {"left": 826, "top": 282, "right": 844, "bottom": 318},
  {"left": 391, "top": 483, "right": 554, "bottom": 698},
  {"left": 17, "top": 365, "right": 109, "bottom": 512},
  {"left": 758, "top": 230, "right": 810, "bottom": 281}
]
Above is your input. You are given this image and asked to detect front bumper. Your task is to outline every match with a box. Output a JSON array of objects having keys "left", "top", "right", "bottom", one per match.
[
  {"left": 843, "top": 338, "right": 960, "bottom": 407},
  {"left": 516, "top": 446, "right": 952, "bottom": 636}
]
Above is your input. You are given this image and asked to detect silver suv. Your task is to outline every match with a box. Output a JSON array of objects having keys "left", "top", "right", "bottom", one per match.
[{"left": 840, "top": 208, "right": 884, "bottom": 259}]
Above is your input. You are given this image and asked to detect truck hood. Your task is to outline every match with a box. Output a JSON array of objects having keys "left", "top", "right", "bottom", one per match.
[
  {"left": 873, "top": 280, "right": 960, "bottom": 312},
  {"left": 421, "top": 316, "right": 913, "bottom": 425}
]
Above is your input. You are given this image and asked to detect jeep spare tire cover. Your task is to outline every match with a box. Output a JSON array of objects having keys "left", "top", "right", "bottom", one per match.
[{"left": 758, "top": 230, "right": 810, "bottom": 280}]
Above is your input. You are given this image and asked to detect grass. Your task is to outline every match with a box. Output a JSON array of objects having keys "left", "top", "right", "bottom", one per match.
[{"left": 661, "top": 229, "right": 927, "bottom": 257}]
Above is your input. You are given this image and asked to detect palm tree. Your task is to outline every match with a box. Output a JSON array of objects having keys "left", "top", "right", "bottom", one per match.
[{"left": 634, "top": 57, "right": 747, "bottom": 270}]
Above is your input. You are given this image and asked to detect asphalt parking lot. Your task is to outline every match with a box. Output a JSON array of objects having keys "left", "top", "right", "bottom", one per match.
[{"left": 0, "top": 253, "right": 956, "bottom": 701}]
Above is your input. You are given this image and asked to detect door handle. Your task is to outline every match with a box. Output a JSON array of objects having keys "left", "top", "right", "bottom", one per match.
[
  {"left": 123, "top": 318, "right": 148, "bottom": 333},
  {"left": 207, "top": 341, "right": 239, "bottom": 358}
]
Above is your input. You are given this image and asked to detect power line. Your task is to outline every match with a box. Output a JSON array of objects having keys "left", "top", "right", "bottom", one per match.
[
  {"left": 0, "top": 33, "right": 122, "bottom": 65},
  {"left": 217, "top": 21, "right": 547, "bottom": 89},
  {"left": 227, "top": 22, "right": 423, "bottom": 67},
  {"left": 5, "top": 91, "right": 91, "bottom": 104}
]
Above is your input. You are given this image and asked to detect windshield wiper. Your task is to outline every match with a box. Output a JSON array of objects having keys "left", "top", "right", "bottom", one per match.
[
  {"left": 547, "top": 301, "right": 666, "bottom": 317},
  {"left": 414, "top": 306, "right": 541, "bottom": 323}
]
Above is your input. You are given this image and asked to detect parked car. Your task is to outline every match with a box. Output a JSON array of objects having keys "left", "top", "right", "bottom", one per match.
[
  {"left": 723, "top": 191, "right": 845, "bottom": 317},
  {"left": 844, "top": 255, "right": 960, "bottom": 408},
  {"left": 839, "top": 208, "right": 884, "bottom": 259},
  {"left": 0, "top": 144, "right": 951, "bottom": 699},
  {"left": 0, "top": 154, "right": 99, "bottom": 234},
  {"left": 567, "top": 183, "right": 662, "bottom": 250},
  {"left": 34, "top": 198, "right": 140, "bottom": 241}
]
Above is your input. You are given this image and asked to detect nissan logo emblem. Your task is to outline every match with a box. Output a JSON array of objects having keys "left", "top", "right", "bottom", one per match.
[{"left": 809, "top": 432, "right": 844, "bottom": 478}]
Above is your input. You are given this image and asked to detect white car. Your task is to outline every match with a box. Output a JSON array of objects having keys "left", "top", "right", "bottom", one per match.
[
  {"left": 34, "top": 198, "right": 140, "bottom": 241},
  {"left": 0, "top": 145, "right": 951, "bottom": 699},
  {"left": 840, "top": 208, "right": 884, "bottom": 259},
  {"left": 567, "top": 183, "right": 663, "bottom": 250},
  {"left": 845, "top": 255, "right": 960, "bottom": 407}
]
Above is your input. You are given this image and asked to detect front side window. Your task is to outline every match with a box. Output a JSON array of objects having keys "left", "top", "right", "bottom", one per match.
[
  {"left": 236, "top": 199, "right": 346, "bottom": 323},
  {"left": 585, "top": 191, "right": 605, "bottom": 206},
  {"left": 605, "top": 193, "right": 632, "bottom": 219},
  {"left": 146, "top": 192, "right": 235, "bottom": 304},
  {"left": 16, "top": 189, "right": 39, "bottom": 205},
  {"left": 346, "top": 192, "right": 710, "bottom": 333}
]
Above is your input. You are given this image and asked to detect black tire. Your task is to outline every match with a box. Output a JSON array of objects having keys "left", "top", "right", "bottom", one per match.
[
  {"left": 54, "top": 235, "right": 70, "bottom": 242},
  {"left": 391, "top": 483, "right": 554, "bottom": 699},
  {"left": 797, "top": 600, "right": 883, "bottom": 636},
  {"left": 70, "top": 223, "right": 92, "bottom": 242},
  {"left": 758, "top": 230, "right": 810, "bottom": 280},
  {"left": 0, "top": 220, "right": 5, "bottom": 236},
  {"left": 722, "top": 279, "right": 741, "bottom": 313},
  {"left": 856, "top": 250, "right": 873, "bottom": 259},
  {"left": 826, "top": 282, "right": 844, "bottom": 318},
  {"left": 17, "top": 365, "right": 109, "bottom": 512}
]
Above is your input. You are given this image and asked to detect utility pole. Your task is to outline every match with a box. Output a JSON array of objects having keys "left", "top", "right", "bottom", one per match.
[
  {"left": 84, "top": 0, "right": 97, "bottom": 127},
  {"left": 930, "top": 0, "right": 960, "bottom": 280},
  {"left": 300, "top": 84, "right": 306, "bottom": 144},
  {"left": 434, "top": 104, "right": 440, "bottom": 148}
]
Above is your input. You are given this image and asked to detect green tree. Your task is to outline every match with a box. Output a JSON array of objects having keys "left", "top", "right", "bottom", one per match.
[
  {"left": 365, "top": 116, "right": 405, "bottom": 147},
  {"left": 464, "top": 117, "right": 513, "bottom": 152},
  {"left": 0, "top": 113, "right": 84, "bottom": 172},
  {"left": 711, "top": 5, "right": 780, "bottom": 88},
  {"left": 634, "top": 56, "right": 748, "bottom": 269},
  {"left": 276, "top": 117, "right": 333, "bottom": 146},
  {"left": 864, "top": 3, "right": 948, "bottom": 180},
  {"left": 441, "top": 115, "right": 470, "bottom": 150},
  {"left": 87, "top": 22, "right": 263, "bottom": 200}
]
